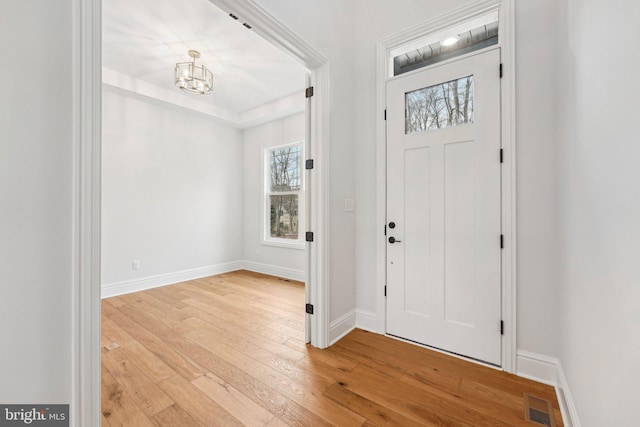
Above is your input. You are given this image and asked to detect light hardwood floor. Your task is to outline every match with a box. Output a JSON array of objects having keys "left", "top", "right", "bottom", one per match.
[{"left": 101, "top": 270, "right": 563, "bottom": 426}]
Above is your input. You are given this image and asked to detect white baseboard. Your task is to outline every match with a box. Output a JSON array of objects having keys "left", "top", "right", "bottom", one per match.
[
  {"left": 241, "top": 260, "right": 305, "bottom": 282},
  {"left": 355, "top": 309, "right": 377, "bottom": 332},
  {"left": 329, "top": 310, "right": 356, "bottom": 345},
  {"left": 102, "top": 260, "right": 305, "bottom": 298},
  {"left": 516, "top": 349, "right": 558, "bottom": 386},
  {"left": 555, "top": 362, "right": 581, "bottom": 427},
  {"left": 101, "top": 261, "right": 243, "bottom": 298},
  {"left": 516, "top": 350, "right": 581, "bottom": 427}
]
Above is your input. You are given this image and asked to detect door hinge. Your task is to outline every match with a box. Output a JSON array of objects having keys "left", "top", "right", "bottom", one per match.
[
  {"left": 499, "top": 63, "right": 503, "bottom": 78},
  {"left": 305, "top": 86, "right": 314, "bottom": 98},
  {"left": 384, "top": 109, "right": 387, "bottom": 121},
  {"left": 384, "top": 286, "right": 387, "bottom": 297},
  {"left": 500, "top": 234, "right": 504, "bottom": 249},
  {"left": 306, "top": 232, "right": 314, "bottom": 242},
  {"left": 500, "top": 320, "right": 504, "bottom": 335},
  {"left": 305, "top": 159, "right": 314, "bottom": 170},
  {"left": 500, "top": 148, "right": 504, "bottom": 163},
  {"left": 306, "top": 303, "right": 314, "bottom": 315},
  {"left": 384, "top": 225, "right": 387, "bottom": 236}
]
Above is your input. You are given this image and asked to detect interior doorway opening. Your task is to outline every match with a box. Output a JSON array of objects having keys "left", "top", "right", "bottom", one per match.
[
  {"left": 75, "top": 0, "right": 331, "bottom": 424},
  {"left": 100, "top": 0, "right": 311, "bottom": 339}
]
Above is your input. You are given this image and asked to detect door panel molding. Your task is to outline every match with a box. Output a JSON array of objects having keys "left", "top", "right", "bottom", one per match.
[
  {"left": 386, "top": 48, "right": 502, "bottom": 365},
  {"left": 376, "top": 0, "right": 516, "bottom": 372}
]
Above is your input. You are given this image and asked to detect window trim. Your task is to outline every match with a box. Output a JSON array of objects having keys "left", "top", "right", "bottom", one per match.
[{"left": 263, "top": 141, "right": 305, "bottom": 249}]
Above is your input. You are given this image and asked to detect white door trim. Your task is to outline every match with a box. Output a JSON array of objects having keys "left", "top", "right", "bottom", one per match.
[
  {"left": 72, "top": 0, "right": 102, "bottom": 425},
  {"left": 206, "top": 0, "right": 332, "bottom": 349},
  {"left": 74, "top": 0, "right": 331, "bottom": 425},
  {"left": 375, "top": 0, "right": 517, "bottom": 373}
]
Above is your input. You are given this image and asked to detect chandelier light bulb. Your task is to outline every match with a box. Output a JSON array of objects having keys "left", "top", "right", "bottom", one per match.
[{"left": 175, "top": 50, "right": 213, "bottom": 95}]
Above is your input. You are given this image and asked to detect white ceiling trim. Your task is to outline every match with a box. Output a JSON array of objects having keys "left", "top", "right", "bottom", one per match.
[
  {"left": 103, "top": 67, "right": 304, "bottom": 129},
  {"left": 238, "top": 90, "right": 305, "bottom": 128},
  {"left": 207, "top": 0, "right": 327, "bottom": 69},
  {"left": 102, "top": 68, "right": 238, "bottom": 123}
]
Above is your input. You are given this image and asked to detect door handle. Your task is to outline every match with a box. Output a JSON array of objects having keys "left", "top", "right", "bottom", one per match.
[{"left": 388, "top": 236, "right": 402, "bottom": 244}]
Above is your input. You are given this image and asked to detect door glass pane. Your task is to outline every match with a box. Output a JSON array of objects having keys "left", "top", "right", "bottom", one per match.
[
  {"left": 405, "top": 75, "right": 474, "bottom": 134},
  {"left": 270, "top": 146, "right": 301, "bottom": 192},
  {"left": 270, "top": 194, "right": 299, "bottom": 239}
]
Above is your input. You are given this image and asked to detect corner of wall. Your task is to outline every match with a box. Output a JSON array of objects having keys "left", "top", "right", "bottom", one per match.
[
  {"left": 329, "top": 309, "right": 356, "bottom": 345},
  {"left": 516, "top": 350, "right": 581, "bottom": 427},
  {"left": 327, "top": 308, "right": 377, "bottom": 346},
  {"left": 241, "top": 260, "right": 305, "bottom": 282},
  {"left": 555, "top": 362, "right": 581, "bottom": 427},
  {"left": 355, "top": 309, "right": 377, "bottom": 333}
]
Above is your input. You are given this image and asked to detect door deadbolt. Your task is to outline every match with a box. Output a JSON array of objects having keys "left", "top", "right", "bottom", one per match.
[{"left": 388, "top": 222, "right": 396, "bottom": 229}]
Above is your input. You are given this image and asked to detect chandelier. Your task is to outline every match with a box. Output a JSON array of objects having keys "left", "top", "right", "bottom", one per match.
[{"left": 175, "top": 50, "right": 213, "bottom": 95}]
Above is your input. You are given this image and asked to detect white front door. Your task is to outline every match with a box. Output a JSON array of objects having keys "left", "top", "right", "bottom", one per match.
[{"left": 386, "top": 48, "right": 502, "bottom": 365}]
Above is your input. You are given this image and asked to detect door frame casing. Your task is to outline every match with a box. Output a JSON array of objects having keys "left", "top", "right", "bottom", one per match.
[
  {"left": 205, "top": 0, "right": 332, "bottom": 350},
  {"left": 375, "top": 0, "right": 517, "bottom": 373},
  {"left": 73, "top": 0, "right": 331, "bottom": 425}
]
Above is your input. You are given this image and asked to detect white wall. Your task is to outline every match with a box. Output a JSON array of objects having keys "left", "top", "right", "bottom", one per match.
[
  {"left": 101, "top": 89, "right": 244, "bottom": 292},
  {"left": 0, "top": 1, "right": 73, "bottom": 403},
  {"left": 242, "top": 113, "right": 306, "bottom": 279},
  {"left": 513, "top": 0, "right": 562, "bottom": 357},
  {"left": 555, "top": 0, "right": 640, "bottom": 425}
]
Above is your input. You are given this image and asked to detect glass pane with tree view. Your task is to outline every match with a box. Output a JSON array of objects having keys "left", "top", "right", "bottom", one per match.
[
  {"left": 270, "top": 195, "right": 299, "bottom": 239},
  {"left": 270, "top": 146, "right": 301, "bottom": 192},
  {"left": 269, "top": 145, "right": 301, "bottom": 239},
  {"left": 405, "top": 75, "right": 474, "bottom": 134}
]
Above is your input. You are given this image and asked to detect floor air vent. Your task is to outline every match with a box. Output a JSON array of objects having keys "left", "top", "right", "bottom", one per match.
[{"left": 524, "top": 394, "right": 555, "bottom": 426}]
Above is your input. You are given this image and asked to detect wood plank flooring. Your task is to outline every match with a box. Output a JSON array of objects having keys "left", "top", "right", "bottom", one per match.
[{"left": 101, "top": 270, "right": 563, "bottom": 426}]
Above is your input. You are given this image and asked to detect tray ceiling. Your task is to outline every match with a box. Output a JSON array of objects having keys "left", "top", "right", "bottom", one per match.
[{"left": 102, "top": 0, "right": 307, "bottom": 122}]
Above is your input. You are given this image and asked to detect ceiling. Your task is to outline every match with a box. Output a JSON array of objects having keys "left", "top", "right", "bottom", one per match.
[{"left": 102, "top": 0, "right": 307, "bottom": 124}]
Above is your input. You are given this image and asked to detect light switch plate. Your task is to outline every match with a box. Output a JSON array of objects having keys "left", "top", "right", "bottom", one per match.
[{"left": 345, "top": 199, "right": 355, "bottom": 212}]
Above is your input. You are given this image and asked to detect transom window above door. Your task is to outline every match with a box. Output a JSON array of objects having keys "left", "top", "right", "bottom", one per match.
[{"left": 390, "top": 10, "right": 499, "bottom": 77}]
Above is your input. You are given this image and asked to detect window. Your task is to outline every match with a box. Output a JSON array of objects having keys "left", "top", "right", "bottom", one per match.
[
  {"left": 264, "top": 143, "right": 304, "bottom": 246},
  {"left": 389, "top": 10, "right": 499, "bottom": 77},
  {"left": 405, "top": 75, "right": 474, "bottom": 134}
]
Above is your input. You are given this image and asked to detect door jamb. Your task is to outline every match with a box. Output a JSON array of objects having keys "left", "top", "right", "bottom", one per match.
[
  {"left": 205, "top": 0, "right": 332, "bottom": 351},
  {"left": 375, "top": 0, "right": 517, "bottom": 373},
  {"left": 73, "top": 0, "right": 331, "bottom": 425},
  {"left": 72, "top": 0, "right": 102, "bottom": 425}
]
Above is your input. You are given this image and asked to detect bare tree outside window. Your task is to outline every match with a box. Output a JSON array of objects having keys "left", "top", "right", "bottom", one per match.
[
  {"left": 267, "top": 145, "right": 302, "bottom": 240},
  {"left": 405, "top": 75, "right": 474, "bottom": 134}
]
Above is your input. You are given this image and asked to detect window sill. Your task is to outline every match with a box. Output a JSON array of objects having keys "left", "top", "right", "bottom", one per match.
[{"left": 261, "top": 240, "right": 306, "bottom": 250}]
